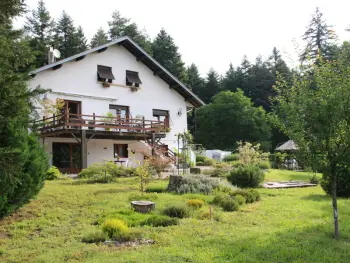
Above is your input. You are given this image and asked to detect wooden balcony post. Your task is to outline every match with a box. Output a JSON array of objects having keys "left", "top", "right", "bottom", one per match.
[
  {"left": 142, "top": 117, "right": 145, "bottom": 129},
  {"left": 53, "top": 113, "right": 56, "bottom": 126},
  {"left": 151, "top": 132, "right": 156, "bottom": 156},
  {"left": 81, "top": 130, "right": 87, "bottom": 169}
]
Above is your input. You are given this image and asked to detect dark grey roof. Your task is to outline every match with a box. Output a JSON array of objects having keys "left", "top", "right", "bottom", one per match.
[{"left": 30, "top": 36, "right": 204, "bottom": 108}]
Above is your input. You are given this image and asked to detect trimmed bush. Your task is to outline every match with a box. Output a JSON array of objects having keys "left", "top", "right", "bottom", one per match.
[
  {"left": 212, "top": 193, "right": 227, "bottom": 205},
  {"left": 162, "top": 203, "right": 190, "bottom": 218},
  {"left": 223, "top": 154, "right": 239, "bottom": 162},
  {"left": 230, "top": 189, "right": 260, "bottom": 203},
  {"left": 233, "top": 194, "right": 246, "bottom": 205},
  {"left": 198, "top": 210, "right": 223, "bottom": 221},
  {"left": 141, "top": 215, "right": 178, "bottom": 227},
  {"left": 228, "top": 165, "right": 265, "bottom": 188},
  {"left": 82, "top": 230, "right": 107, "bottom": 243},
  {"left": 79, "top": 161, "right": 136, "bottom": 180},
  {"left": 186, "top": 199, "right": 204, "bottom": 209},
  {"left": 221, "top": 199, "right": 240, "bottom": 212},
  {"left": 321, "top": 165, "right": 350, "bottom": 197},
  {"left": 101, "top": 219, "right": 130, "bottom": 240},
  {"left": 46, "top": 166, "right": 61, "bottom": 180}
]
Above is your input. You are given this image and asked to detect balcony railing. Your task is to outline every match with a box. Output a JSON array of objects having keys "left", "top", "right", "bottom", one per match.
[{"left": 34, "top": 113, "right": 167, "bottom": 134}]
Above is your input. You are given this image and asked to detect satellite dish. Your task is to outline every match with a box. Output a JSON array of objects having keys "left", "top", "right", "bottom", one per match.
[{"left": 53, "top": 49, "right": 61, "bottom": 59}]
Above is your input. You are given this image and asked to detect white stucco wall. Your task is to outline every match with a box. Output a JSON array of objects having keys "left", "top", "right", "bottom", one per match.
[{"left": 30, "top": 45, "right": 193, "bottom": 165}]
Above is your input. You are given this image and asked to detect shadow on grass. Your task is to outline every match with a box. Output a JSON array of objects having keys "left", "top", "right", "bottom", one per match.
[{"left": 302, "top": 194, "right": 331, "bottom": 202}]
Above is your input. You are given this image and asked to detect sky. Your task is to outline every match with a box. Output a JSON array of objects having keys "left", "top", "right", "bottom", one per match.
[{"left": 15, "top": 0, "right": 350, "bottom": 76}]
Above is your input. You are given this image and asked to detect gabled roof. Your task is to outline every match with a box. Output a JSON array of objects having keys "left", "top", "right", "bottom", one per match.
[{"left": 30, "top": 36, "right": 204, "bottom": 108}]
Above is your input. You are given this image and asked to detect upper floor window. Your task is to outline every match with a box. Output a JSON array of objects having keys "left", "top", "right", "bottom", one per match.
[
  {"left": 126, "top": 70, "right": 142, "bottom": 87},
  {"left": 97, "top": 65, "right": 115, "bottom": 83}
]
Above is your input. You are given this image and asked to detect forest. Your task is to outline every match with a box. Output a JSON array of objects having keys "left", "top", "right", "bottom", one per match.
[{"left": 23, "top": 1, "right": 350, "bottom": 150}]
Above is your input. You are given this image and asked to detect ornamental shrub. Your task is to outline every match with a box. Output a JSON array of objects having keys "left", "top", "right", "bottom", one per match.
[
  {"left": 141, "top": 215, "right": 178, "bottom": 227},
  {"left": 223, "top": 154, "right": 239, "bottom": 162},
  {"left": 78, "top": 161, "right": 136, "bottom": 179},
  {"left": 82, "top": 230, "right": 107, "bottom": 243},
  {"left": 101, "top": 219, "right": 130, "bottom": 241},
  {"left": 221, "top": 199, "right": 240, "bottom": 212},
  {"left": 228, "top": 165, "right": 264, "bottom": 188},
  {"left": 233, "top": 194, "right": 246, "bottom": 205},
  {"left": 167, "top": 174, "right": 220, "bottom": 194},
  {"left": 196, "top": 155, "right": 215, "bottom": 166},
  {"left": 186, "top": 199, "right": 204, "bottom": 209},
  {"left": 162, "top": 203, "right": 190, "bottom": 218},
  {"left": 46, "top": 166, "right": 61, "bottom": 180}
]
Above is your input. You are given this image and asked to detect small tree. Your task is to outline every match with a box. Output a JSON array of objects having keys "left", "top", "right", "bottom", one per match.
[
  {"left": 147, "top": 156, "right": 172, "bottom": 178},
  {"left": 272, "top": 57, "right": 350, "bottom": 239},
  {"left": 136, "top": 162, "right": 151, "bottom": 194},
  {"left": 237, "top": 141, "right": 269, "bottom": 165}
]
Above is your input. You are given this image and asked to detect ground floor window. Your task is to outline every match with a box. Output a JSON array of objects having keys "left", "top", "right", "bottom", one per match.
[{"left": 114, "top": 144, "right": 128, "bottom": 158}]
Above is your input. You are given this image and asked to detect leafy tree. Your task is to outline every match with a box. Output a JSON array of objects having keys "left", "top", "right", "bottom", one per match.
[
  {"left": 272, "top": 57, "right": 350, "bottom": 239},
  {"left": 151, "top": 29, "right": 187, "bottom": 82},
  {"left": 195, "top": 90, "right": 271, "bottom": 151},
  {"left": 53, "top": 11, "right": 78, "bottom": 58},
  {"left": 108, "top": 10, "right": 152, "bottom": 53},
  {"left": 90, "top": 27, "right": 109, "bottom": 48},
  {"left": 0, "top": 0, "right": 48, "bottom": 218},
  {"left": 75, "top": 25, "right": 88, "bottom": 52},
  {"left": 24, "top": 0, "right": 55, "bottom": 67},
  {"left": 300, "top": 7, "right": 337, "bottom": 62}
]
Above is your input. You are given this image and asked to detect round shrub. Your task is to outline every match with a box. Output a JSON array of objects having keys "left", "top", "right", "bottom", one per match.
[
  {"left": 212, "top": 193, "right": 227, "bottom": 205},
  {"left": 248, "top": 189, "right": 261, "bottom": 202},
  {"left": 223, "top": 154, "right": 239, "bottom": 162},
  {"left": 46, "top": 166, "right": 61, "bottom": 180},
  {"left": 321, "top": 166, "right": 350, "bottom": 197},
  {"left": 309, "top": 174, "right": 320, "bottom": 184},
  {"left": 233, "top": 194, "right": 246, "bottom": 205},
  {"left": 186, "top": 199, "right": 204, "bottom": 209},
  {"left": 198, "top": 210, "right": 223, "bottom": 221},
  {"left": 221, "top": 199, "right": 240, "bottom": 212},
  {"left": 162, "top": 203, "right": 190, "bottom": 218},
  {"left": 101, "top": 219, "right": 129, "bottom": 240},
  {"left": 228, "top": 165, "right": 265, "bottom": 188},
  {"left": 141, "top": 215, "right": 178, "bottom": 227}
]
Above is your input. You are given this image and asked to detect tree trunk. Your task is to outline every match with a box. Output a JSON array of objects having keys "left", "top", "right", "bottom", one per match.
[{"left": 331, "top": 165, "right": 339, "bottom": 239}]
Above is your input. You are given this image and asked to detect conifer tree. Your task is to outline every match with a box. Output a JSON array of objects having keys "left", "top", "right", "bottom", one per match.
[
  {"left": 199, "top": 68, "right": 221, "bottom": 103},
  {"left": 108, "top": 10, "right": 152, "bottom": 53},
  {"left": 24, "top": 0, "right": 55, "bottom": 67},
  {"left": 0, "top": 0, "right": 48, "bottom": 218},
  {"left": 53, "top": 11, "right": 78, "bottom": 58},
  {"left": 300, "top": 7, "right": 337, "bottom": 62},
  {"left": 90, "top": 27, "right": 109, "bottom": 48},
  {"left": 152, "top": 29, "right": 187, "bottom": 82},
  {"left": 75, "top": 25, "right": 88, "bottom": 52},
  {"left": 221, "top": 63, "right": 238, "bottom": 92}
]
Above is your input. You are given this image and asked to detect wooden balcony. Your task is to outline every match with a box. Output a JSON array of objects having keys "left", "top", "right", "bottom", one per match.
[{"left": 34, "top": 113, "right": 168, "bottom": 140}]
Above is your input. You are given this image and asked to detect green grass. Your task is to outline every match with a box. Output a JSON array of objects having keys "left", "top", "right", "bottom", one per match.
[
  {"left": 1, "top": 170, "right": 350, "bottom": 263},
  {"left": 265, "top": 169, "right": 320, "bottom": 182}
]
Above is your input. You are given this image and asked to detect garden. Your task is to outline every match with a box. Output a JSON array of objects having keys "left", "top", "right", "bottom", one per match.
[{"left": 2, "top": 142, "right": 350, "bottom": 263}]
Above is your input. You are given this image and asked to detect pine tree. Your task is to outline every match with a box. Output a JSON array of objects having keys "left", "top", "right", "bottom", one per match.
[
  {"left": 268, "top": 47, "right": 291, "bottom": 80},
  {"left": 24, "top": 0, "right": 55, "bottom": 67},
  {"left": 300, "top": 7, "right": 337, "bottom": 62},
  {"left": 75, "top": 26, "right": 88, "bottom": 52},
  {"left": 108, "top": 10, "right": 152, "bottom": 53},
  {"left": 0, "top": 0, "right": 48, "bottom": 218},
  {"left": 152, "top": 29, "right": 187, "bottom": 82},
  {"left": 185, "top": 63, "right": 204, "bottom": 93},
  {"left": 221, "top": 63, "right": 238, "bottom": 92},
  {"left": 199, "top": 68, "right": 221, "bottom": 103},
  {"left": 53, "top": 11, "right": 78, "bottom": 58},
  {"left": 90, "top": 27, "right": 109, "bottom": 48}
]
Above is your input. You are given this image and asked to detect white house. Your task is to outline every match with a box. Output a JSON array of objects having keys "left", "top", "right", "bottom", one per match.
[{"left": 29, "top": 36, "right": 204, "bottom": 173}]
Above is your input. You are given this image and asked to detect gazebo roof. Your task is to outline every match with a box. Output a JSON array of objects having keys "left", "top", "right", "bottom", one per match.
[{"left": 275, "top": 140, "right": 298, "bottom": 151}]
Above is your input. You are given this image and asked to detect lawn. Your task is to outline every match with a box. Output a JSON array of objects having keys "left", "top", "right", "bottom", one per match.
[{"left": 1, "top": 169, "right": 350, "bottom": 263}]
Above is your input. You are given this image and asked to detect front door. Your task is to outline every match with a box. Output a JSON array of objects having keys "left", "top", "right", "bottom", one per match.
[{"left": 52, "top": 142, "right": 81, "bottom": 174}]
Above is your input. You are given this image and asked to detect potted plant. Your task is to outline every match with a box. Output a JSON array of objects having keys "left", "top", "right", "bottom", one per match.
[
  {"left": 166, "top": 127, "right": 171, "bottom": 133},
  {"left": 88, "top": 121, "right": 95, "bottom": 130},
  {"left": 130, "top": 84, "right": 140, "bottom": 92},
  {"left": 102, "top": 81, "right": 110, "bottom": 88},
  {"left": 102, "top": 112, "right": 114, "bottom": 131}
]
